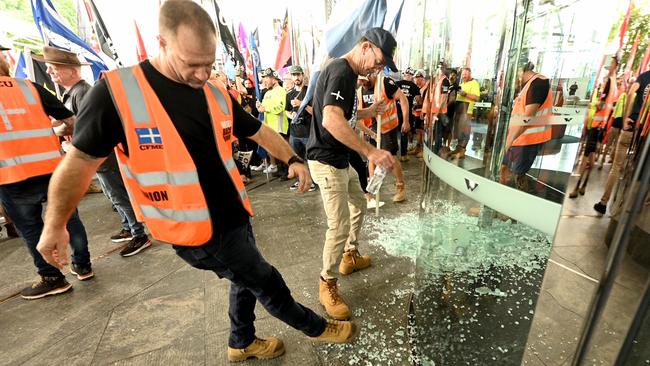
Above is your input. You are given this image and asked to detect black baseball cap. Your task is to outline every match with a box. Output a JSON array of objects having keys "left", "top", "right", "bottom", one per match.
[
  {"left": 362, "top": 28, "right": 397, "bottom": 72},
  {"left": 0, "top": 44, "right": 10, "bottom": 51}
]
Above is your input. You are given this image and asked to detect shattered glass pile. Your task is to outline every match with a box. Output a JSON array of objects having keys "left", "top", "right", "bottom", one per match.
[{"left": 366, "top": 200, "right": 553, "bottom": 365}]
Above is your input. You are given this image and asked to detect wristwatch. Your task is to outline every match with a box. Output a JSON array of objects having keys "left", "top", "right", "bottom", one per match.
[{"left": 287, "top": 155, "right": 305, "bottom": 166}]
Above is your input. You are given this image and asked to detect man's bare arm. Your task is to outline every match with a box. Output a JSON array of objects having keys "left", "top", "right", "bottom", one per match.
[
  {"left": 323, "top": 105, "right": 374, "bottom": 156},
  {"left": 52, "top": 116, "right": 75, "bottom": 136},
  {"left": 44, "top": 146, "right": 106, "bottom": 229},
  {"left": 357, "top": 100, "right": 383, "bottom": 119},
  {"left": 624, "top": 82, "right": 640, "bottom": 129}
]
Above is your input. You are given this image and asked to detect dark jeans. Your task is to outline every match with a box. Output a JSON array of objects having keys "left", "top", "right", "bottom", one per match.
[
  {"left": 173, "top": 223, "right": 326, "bottom": 348},
  {"left": 290, "top": 136, "right": 309, "bottom": 159},
  {"left": 0, "top": 179, "right": 91, "bottom": 278},
  {"left": 96, "top": 170, "right": 146, "bottom": 237},
  {"left": 349, "top": 151, "right": 368, "bottom": 193}
]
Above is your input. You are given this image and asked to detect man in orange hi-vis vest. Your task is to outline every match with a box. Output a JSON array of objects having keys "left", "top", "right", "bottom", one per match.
[
  {"left": 0, "top": 49, "right": 94, "bottom": 300},
  {"left": 500, "top": 60, "right": 554, "bottom": 192},
  {"left": 569, "top": 55, "right": 618, "bottom": 199},
  {"left": 36, "top": 1, "right": 354, "bottom": 362}
]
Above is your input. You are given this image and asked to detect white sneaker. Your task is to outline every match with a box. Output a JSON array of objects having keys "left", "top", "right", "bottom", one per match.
[
  {"left": 367, "top": 198, "right": 385, "bottom": 209},
  {"left": 251, "top": 163, "right": 266, "bottom": 172},
  {"left": 263, "top": 164, "right": 278, "bottom": 174}
]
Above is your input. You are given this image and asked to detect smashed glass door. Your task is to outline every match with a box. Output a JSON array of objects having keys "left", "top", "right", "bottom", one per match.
[{"left": 411, "top": 0, "right": 618, "bottom": 364}]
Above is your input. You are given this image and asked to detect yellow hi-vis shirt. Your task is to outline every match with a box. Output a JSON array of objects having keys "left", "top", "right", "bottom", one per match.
[{"left": 457, "top": 79, "right": 481, "bottom": 115}]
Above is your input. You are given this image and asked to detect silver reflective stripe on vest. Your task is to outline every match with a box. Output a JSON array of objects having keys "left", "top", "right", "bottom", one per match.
[
  {"left": 239, "top": 189, "right": 248, "bottom": 202},
  {"left": 593, "top": 115, "right": 609, "bottom": 122},
  {"left": 120, "top": 163, "right": 199, "bottom": 187},
  {"left": 521, "top": 126, "right": 551, "bottom": 135},
  {"left": 224, "top": 158, "right": 236, "bottom": 172},
  {"left": 16, "top": 79, "right": 37, "bottom": 105},
  {"left": 0, "top": 150, "right": 61, "bottom": 167},
  {"left": 536, "top": 107, "right": 554, "bottom": 116},
  {"left": 140, "top": 205, "right": 210, "bottom": 222},
  {"left": 117, "top": 68, "right": 150, "bottom": 124},
  {"left": 207, "top": 83, "right": 231, "bottom": 115},
  {"left": 384, "top": 113, "right": 398, "bottom": 123},
  {"left": 0, "top": 128, "right": 55, "bottom": 142}
]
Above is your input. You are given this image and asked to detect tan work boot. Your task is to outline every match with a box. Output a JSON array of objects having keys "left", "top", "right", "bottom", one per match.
[
  {"left": 309, "top": 319, "right": 357, "bottom": 343},
  {"left": 319, "top": 277, "right": 351, "bottom": 320},
  {"left": 393, "top": 182, "right": 406, "bottom": 202},
  {"left": 339, "top": 249, "right": 372, "bottom": 275},
  {"left": 227, "top": 337, "right": 285, "bottom": 362},
  {"left": 399, "top": 155, "right": 410, "bottom": 162}
]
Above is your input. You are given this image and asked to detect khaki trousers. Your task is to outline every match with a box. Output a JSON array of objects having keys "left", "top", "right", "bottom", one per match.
[
  {"left": 308, "top": 160, "right": 367, "bottom": 279},
  {"left": 600, "top": 130, "right": 633, "bottom": 204}
]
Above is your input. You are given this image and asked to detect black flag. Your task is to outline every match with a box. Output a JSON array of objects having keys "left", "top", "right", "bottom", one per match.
[{"left": 213, "top": 0, "right": 245, "bottom": 67}]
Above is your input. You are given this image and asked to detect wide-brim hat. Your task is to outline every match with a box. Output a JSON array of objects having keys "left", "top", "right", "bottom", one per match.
[{"left": 32, "top": 46, "right": 91, "bottom": 66}]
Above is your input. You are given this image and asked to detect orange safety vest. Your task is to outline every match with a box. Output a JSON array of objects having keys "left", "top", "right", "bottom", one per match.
[
  {"left": 510, "top": 74, "right": 554, "bottom": 147},
  {"left": 422, "top": 76, "right": 448, "bottom": 115},
  {"left": 0, "top": 77, "right": 63, "bottom": 185},
  {"left": 103, "top": 66, "right": 253, "bottom": 246},
  {"left": 357, "top": 86, "right": 399, "bottom": 133},
  {"left": 591, "top": 75, "right": 616, "bottom": 129}
]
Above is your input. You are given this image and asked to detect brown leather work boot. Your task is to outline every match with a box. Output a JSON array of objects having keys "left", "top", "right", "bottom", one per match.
[
  {"left": 319, "top": 277, "right": 351, "bottom": 320},
  {"left": 309, "top": 319, "right": 357, "bottom": 343},
  {"left": 393, "top": 182, "right": 406, "bottom": 202},
  {"left": 339, "top": 249, "right": 372, "bottom": 275},
  {"left": 227, "top": 337, "right": 285, "bottom": 362}
]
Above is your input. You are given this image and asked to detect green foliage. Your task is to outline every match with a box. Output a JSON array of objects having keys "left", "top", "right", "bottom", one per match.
[
  {"left": 51, "top": 0, "right": 78, "bottom": 34},
  {"left": 0, "top": 0, "right": 78, "bottom": 33},
  {"left": 610, "top": 7, "right": 650, "bottom": 74}
]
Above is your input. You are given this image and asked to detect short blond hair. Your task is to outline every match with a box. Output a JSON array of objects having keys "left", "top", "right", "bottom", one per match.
[{"left": 159, "top": 0, "right": 216, "bottom": 39}]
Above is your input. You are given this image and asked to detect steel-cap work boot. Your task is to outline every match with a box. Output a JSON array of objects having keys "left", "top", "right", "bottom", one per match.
[
  {"left": 227, "top": 337, "right": 285, "bottom": 362},
  {"left": 339, "top": 249, "right": 371, "bottom": 275},
  {"left": 393, "top": 182, "right": 406, "bottom": 202},
  {"left": 319, "top": 277, "right": 351, "bottom": 320},
  {"left": 309, "top": 319, "right": 358, "bottom": 343}
]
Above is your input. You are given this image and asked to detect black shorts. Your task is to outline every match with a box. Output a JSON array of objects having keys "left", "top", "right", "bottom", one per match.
[
  {"left": 369, "top": 127, "right": 399, "bottom": 156},
  {"left": 584, "top": 128, "right": 603, "bottom": 156},
  {"left": 413, "top": 117, "right": 424, "bottom": 130},
  {"left": 502, "top": 143, "right": 542, "bottom": 175}
]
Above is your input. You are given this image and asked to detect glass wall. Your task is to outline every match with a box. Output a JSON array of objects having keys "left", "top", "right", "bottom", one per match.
[{"left": 408, "top": 0, "right": 623, "bottom": 364}]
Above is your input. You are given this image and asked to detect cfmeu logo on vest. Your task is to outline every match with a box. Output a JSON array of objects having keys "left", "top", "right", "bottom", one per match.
[{"left": 136, "top": 127, "right": 163, "bottom": 151}]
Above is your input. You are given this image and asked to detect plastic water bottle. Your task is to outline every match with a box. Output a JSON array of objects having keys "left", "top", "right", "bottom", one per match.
[{"left": 366, "top": 166, "right": 386, "bottom": 195}]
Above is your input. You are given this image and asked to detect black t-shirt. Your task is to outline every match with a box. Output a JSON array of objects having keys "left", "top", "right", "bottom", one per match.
[
  {"left": 1, "top": 82, "right": 74, "bottom": 195},
  {"left": 72, "top": 60, "right": 262, "bottom": 233},
  {"left": 288, "top": 86, "right": 310, "bottom": 138},
  {"left": 306, "top": 58, "right": 358, "bottom": 169},
  {"left": 631, "top": 70, "right": 650, "bottom": 121},
  {"left": 525, "top": 78, "right": 550, "bottom": 105},
  {"left": 396, "top": 80, "right": 419, "bottom": 109}
]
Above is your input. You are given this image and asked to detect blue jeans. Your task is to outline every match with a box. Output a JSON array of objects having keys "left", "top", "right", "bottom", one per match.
[
  {"left": 289, "top": 136, "right": 310, "bottom": 159},
  {"left": 173, "top": 222, "right": 326, "bottom": 348},
  {"left": 96, "top": 170, "right": 146, "bottom": 237},
  {"left": 0, "top": 177, "right": 91, "bottom": 278}
]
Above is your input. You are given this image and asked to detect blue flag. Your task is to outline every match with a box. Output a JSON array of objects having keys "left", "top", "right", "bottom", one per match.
[
  {"left": 298, "top": 0, "right": 388, "bottom": 115},
  {"left": 31, "top": 0, "right": 108, "bottom": 80},
  {"left": 249, "top": 30, "right": 262, "bottom": 102}
]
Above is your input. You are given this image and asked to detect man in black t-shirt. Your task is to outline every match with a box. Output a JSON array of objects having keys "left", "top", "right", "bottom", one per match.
[
  {"left": 396, "top": 67, "right": 419, "bottom": 160},
  {"left": 36, "top": 1, "right": 354, "bottom": 361},
  {"left": 0, "top": 52, "right": 93, "bottom": 300},
  {"left": 286, "top": 65, "right": 316, "bottom": 191},
  {"left": 306, "top": 28, "right": 396, "bottom": 321},
  {"left": 594, "top": 69, "right": 650, "bottom": 214}
]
